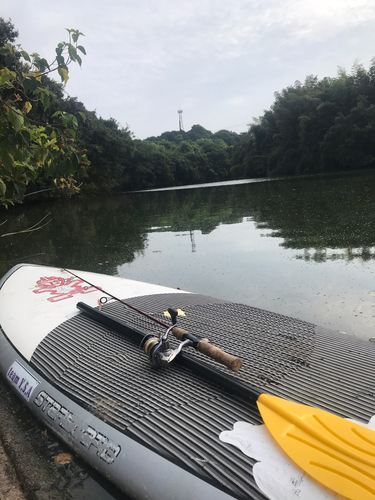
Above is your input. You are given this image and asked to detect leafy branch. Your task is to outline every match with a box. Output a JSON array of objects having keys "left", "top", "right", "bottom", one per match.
[{"left": 0, "top": 28, "right": 89, "bottom": 207}]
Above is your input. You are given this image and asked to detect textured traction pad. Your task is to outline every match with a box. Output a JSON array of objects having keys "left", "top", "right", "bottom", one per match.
[{"left": 31, "top": 293, "right": 375, "bottom": 500}]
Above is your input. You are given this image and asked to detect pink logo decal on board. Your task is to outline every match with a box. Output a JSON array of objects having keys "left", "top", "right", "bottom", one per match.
[{"left": 33, "top": 276, "right": 99, "bottom": 302}]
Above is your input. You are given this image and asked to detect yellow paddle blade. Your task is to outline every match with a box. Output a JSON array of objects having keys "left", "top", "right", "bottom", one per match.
[{"left": 257, "top": 393, "right": 375, "bottom": 500}]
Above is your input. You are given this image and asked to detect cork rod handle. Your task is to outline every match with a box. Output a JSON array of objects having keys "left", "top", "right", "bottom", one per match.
[{"left": 172, "top": 327, "right": 242, "bottom": 372}]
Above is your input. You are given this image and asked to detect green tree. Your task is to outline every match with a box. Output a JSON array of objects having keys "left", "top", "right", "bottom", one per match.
[
  {"left": 232, "top": 59, "right": 375, "bottom": 178},
  {"left": 321, "top": 97, "right": 375, "bottom": 168},
  {"left": 130, "top": 140, "right": 175, "bottom": 189},
  {"left": 0, "top": 18, "right": 18, "bottom": 47},
  {"left": 213, "top": 129, "right": 241, "bottom": 146},
  {"left": 81, "top": 114, "right": 134, "bottom": 192},
  {"left": 142, "top": 126, "right": 240, "bottom": 188},
  {"left": 0, "top": 21, "right": 88, "bottom": 206},
  {"left": 185, "top": 124, "right": 212, "bottom": 141},
  {"left": 196, "top": 138, "right": 230, "bottom": 180}
]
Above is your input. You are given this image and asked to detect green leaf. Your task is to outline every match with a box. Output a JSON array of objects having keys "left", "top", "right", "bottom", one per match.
[
  {"left": 22, "top": 76, "right": 38, "bottom": 94},
  {"left": 78, "top": 111, "right": 86, "bottom": 121},
  {"left": 7, "top": 134, "right": 17, "bottom": 147},
  {"left": 77, "top": 45, "right": 86, "bottom": 55},
  {"left": 45, "top": 162, "right": 57, "bottom": 178},
  {"left": 1, "top": 152, "right": 14, "bottom": 169},
  {"left": 67, "top": 129, "right": 76, "bottom": 140},
  {"left": 59, "top": 113, "right": 71, "bottom": 125},
  {"left": 14, "top": 182, "right": 26, "bottom": 198},
  {"left": 0, "top": 68, "right": 16, "bottom": 80},
  {"left": 0, "top": 178, "right": 6, "bottom": 197},
  {"left": 58, "top": 67, "right": 69, "bottom": 85},
  {"left": 0, "top": 73, "right": 14, "bottom": 85},
  {"left": 76, "top": 54, "right": 82, "bottom": 66},
  {"left": 6, "top": 107, "right": 24, "bottom": 132},
  {"left": 49, "top": 149, "right": 59, "bottom": 160},
  {"left": 72, "top": 32, "right": 79, "bottom": 43},
  {"left": 35, "top": 147, "right": 48, "bottom": 164},
  {"left": 20, "top": 50, "right": 31, "bottom": 62},
  {"left": 43, "top": 95, "right": 50, "bottom": 111},
  {"left": 68, "top": 45, "right": 77, "bottom": 62},
  {"left": 35, "top": 58, "right": 50, "bottom": 72},
  {"left": 71, "top": 116, "right": 78, "bottom": 128},
  {"left": 0, "top": 138, "right": 11, "bottom": 153},
  {"left": 20, "top": 130, "right": 31, "bottom": 144},
  {"left": 71, "top": 152, "right": 80, "bottom": 167},
  {"left": 56, "top": 55, "right": 65, "bottom": 66}
]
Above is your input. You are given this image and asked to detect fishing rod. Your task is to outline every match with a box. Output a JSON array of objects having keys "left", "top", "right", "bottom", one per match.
[
  {"left": 76, "top": 300, "right": 375, "bottom": 500},
  {"left": 63, "top": 268, "right": 242, "bottom": 371},
  {"left": 76, "top": 301, "right": 256, "bottom": 399}
]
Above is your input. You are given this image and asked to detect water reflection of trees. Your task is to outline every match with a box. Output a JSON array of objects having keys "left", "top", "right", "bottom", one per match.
[
  {"left": 1, "top": 171, "right": 374, "bottom": 277},
  {"left": 250, "top": 173, "right": 375, "bottom": 262},
  {"left": 137, "top": 171, "right": 375, "bottom": 262},
  {"left": 0, "top": 196, "right": 148, "bottom": 277},
  {"left": 296, "top": 247, "right": 375, "bottom": 263}
]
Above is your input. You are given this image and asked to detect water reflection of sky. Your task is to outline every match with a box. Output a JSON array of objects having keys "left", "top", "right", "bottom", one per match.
[
  {"left": 118, "top": 218, "right": 375, "bottom": 341},
  {"left": 133, "top": 177, "right": 267, "bottom": 193}
]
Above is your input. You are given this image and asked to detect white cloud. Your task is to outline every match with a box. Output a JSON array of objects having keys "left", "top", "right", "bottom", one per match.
[{"left": 2, "top": 0, "right": 375, "bottom": 137}]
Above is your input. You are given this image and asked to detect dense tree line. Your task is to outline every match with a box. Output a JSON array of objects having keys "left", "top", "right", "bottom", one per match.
[
  {"left": 54, "top": 104, "right": 241, "bottom": 192},
  {"left": 130, "top": 126, "right": 241, "bottom": 189},
  {"left": 1, "top": 18, "right": 375, "bottom": 206},
  {"left": 80, "top": 60, "right": 375, "bottom": 189},
  {"left": 232, "top": 62, "right": 375, "bottom": 178}
]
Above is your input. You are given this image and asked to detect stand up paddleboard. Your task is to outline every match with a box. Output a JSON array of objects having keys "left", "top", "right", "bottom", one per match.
[{"left": 1, "top": 264, "right": 375, "bottom": 500}]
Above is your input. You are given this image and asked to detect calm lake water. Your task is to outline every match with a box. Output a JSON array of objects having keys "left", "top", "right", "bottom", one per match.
[
  {"left": 1, "top": 170, "right": 374, "bottom": 340},
  {"left": 1, "top": 169, "right": 375, "bottom": 498}
]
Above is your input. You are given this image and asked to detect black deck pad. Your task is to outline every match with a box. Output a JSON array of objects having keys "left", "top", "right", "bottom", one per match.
[{"left": 31, "top": 293, "right": 375, "bottom": 500}]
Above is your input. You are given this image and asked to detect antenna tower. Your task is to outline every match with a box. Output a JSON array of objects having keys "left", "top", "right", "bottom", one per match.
[{"left": 178, "top": 110, "right": 184, "bottom": 132}]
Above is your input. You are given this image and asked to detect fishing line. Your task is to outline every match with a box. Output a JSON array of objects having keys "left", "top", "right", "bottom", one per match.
[{"left": 62, "top": 268, "right": 171, "bottom": 329}]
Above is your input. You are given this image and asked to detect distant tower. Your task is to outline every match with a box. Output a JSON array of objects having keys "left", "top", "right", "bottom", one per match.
[{"left": 178, "top": 110, "right": 184, "bottom": 132}]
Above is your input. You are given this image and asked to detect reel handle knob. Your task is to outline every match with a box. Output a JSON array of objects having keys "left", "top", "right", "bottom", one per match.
[{"left": 167, "top": 307, "right": 178, "bottom": 325}]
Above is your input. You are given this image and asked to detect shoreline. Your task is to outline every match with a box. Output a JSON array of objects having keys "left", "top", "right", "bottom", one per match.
[
  {"left": 0, "top": 375, "right": 111, "bottom": 500},
  {"left": 0, "top": 437, "right": 26, "bottom": 500}
]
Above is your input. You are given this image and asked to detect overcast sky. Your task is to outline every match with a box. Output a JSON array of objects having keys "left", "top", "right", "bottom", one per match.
[{"left": 3, "top": 1, "right": 375, "bottom": 139}]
